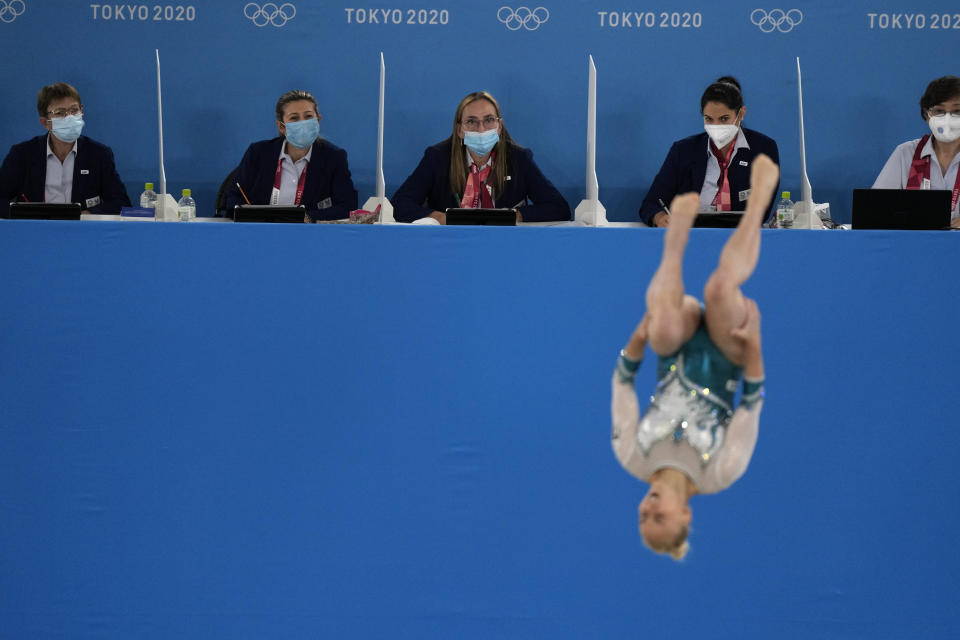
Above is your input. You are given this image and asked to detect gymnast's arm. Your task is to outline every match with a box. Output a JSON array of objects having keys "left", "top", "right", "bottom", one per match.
[{"left": 611, "top": 317, "right": 648, "bottom": 468}]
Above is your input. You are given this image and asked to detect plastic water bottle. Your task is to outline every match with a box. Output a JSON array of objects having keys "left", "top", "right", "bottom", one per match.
[
  {"left": 776, "top": 191, "right": 794, "bottom": 229},
  {"left": 177, "top": 189, "right": 196, "bottom": 221},
  {"left": 139, "top": 182, "right": 157, "bottom": 210}
]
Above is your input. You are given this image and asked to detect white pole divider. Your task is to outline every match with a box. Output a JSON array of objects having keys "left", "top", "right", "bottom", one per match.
[
  {"left": 795, "top": 57, "right": 821, "bottom": 229},
  {"left": 365, "top": 52, "right": 395, "bottom": 223},
  {"left": 155, "top": 49, "right": 176, "bottom": 221},
  {"left": 574, "top": 55, "right": 607, "bottom": 226}
]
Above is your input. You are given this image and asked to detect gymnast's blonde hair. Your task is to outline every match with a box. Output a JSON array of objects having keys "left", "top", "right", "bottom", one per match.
[{"left": 642, "top": 524, "right": 690, "bottom": 561}]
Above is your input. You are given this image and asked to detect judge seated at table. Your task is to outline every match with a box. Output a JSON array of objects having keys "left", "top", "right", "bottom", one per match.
[
  {"left": 392, "top": 90, "right": 570, "bottom": 224},
  {"left": 638, "top": 76, "right": 779, "bottom": 227},
  {"left": 0, "top": 82, "right": 131, "bottom": 216},
  {"left": 872, "top": 75, "right": 960, "bottom": 226},
  {"left": 224, "top": 90, "right": 357, "bottom": 221}
]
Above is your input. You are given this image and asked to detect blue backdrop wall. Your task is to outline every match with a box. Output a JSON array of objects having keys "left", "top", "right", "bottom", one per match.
[
  {"left": 1, "top": 1, "right": 958, "bottom": 221},
  {"left": 1, "top": 222, "right": 959, "bottom": 637}
]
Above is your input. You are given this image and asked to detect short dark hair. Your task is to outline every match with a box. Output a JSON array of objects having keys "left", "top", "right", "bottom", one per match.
[
  {"left": 275, "top": 90, "right": 319, "bottom": 122},
  {"left": 700, "top": 76, "right": 744, "bottom": 113},
  {"left": 919, "top": 76, "right": 960, "bottom": 120},
  {"left": 37, "top": 82, "right": 82, "bottom": 117}
]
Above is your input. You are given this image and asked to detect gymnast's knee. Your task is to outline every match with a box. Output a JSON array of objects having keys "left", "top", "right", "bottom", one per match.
[
  {"left": 646, "top": 311, "right": 686, "bottom": 355},
  {"left": 704, "top": 270, "right": 736, "bottom": 305}
]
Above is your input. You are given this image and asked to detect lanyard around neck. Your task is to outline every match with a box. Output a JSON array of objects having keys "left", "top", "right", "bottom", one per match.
[{"left": 272, "top": 153, "right": 309, "bottom": 206}]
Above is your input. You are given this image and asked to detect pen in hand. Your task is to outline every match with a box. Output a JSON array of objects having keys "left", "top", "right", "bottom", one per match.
[{"left": 236, "top": 183, "right": 251, "bottom": 205}]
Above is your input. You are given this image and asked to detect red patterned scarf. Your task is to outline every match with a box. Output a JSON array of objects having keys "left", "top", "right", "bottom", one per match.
[{"left": 461, "top": 151, "right": 496, "bottom": 208}]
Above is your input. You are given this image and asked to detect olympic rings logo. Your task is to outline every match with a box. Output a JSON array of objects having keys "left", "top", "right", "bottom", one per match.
[
  {"left": 497, "top": 6, "right": 550, "bottom": 31},
  {"left": 243, "top": 2, "right": 296, "bottom": 28},
  {"left": 750, "top": 8, "right": 803, "bottom": 33},
  {"left": 0, "top": 0, "right": 25, "bottom": 24}
]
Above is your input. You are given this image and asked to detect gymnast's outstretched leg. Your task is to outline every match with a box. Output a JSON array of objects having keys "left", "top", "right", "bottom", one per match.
[
  {"left": 643, "top": 192, "right": 702, "bottom": 357},
  {"left": 702, "top": 154, "right": 779, "bottom": 365}
]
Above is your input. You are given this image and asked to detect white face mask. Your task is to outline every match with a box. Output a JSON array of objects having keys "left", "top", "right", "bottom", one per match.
[
  {"left": 928, "top": 113, "right": 960, "bottom": 143},
  {"left": 704, "top": 122, "right": 739, "bottom": 148}
]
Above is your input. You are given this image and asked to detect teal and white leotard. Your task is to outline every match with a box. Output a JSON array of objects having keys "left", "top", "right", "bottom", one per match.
[{"left": 611, "top": 322, "right": 764, "bottom": 494}]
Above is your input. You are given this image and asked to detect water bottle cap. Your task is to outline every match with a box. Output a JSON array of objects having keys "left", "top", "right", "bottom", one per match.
[
  {"left": 182, "top": 189, "right": 191, "bottom": 197},
  {"left": 145, "top": 182, "right": 154, "bottom": 190},
  {"left": 782, "top": 191, "right": 790, "bottom": 198}
]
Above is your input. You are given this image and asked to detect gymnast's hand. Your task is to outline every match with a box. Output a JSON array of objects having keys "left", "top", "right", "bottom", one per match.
[{"left": 623, "top": 313, "right": 649, "bottom": 361}]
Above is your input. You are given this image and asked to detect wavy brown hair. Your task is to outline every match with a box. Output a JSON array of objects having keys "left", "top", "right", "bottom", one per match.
[{"left": 448, "top": 91, "right": 515, "bottom": 201}]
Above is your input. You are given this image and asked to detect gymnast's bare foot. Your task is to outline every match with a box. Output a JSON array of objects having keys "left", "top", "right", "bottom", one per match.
[
  {"left": 668, "top": 192, "right": 700, "bottom": 229},
  {"left": 749, "top": 154, "right": 779, "bottom": 201}
]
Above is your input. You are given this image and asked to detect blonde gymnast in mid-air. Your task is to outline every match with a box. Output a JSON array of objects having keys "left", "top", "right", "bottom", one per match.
[{"left": 612, "top": 154, "right": 779, "bottom": 560}]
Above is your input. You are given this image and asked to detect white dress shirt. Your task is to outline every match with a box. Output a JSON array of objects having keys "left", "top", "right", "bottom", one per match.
[
  {"left": 45, "top": 135, "right": 77, "bottom": 204},
  {"left": 873, "top": 137, "right": 960, "bottom": 218},
  {"left": 276, "top": 144, "right": 313, "bottom": 205},
  {"left": 699, "top": 129, "right": 751, "bottom": 212}
]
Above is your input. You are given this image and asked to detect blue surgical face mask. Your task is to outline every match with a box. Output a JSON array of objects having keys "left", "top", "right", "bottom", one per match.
[
  {"left": 283, "top": 118, "right": 320, "bottom": 149},
  {"left": 51, "top": 114, "right": 84, "bottom": 143},
  {"left": 463, "top": 129, "right": 499, "bottom": 157}
]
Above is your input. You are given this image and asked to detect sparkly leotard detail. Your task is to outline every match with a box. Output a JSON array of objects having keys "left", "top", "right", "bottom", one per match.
[{"left": 636, "top": 322, "right": 743, "bottom": 466}]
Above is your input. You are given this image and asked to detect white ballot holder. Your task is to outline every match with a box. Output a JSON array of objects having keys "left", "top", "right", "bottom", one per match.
[{"left": 574, "top": 55, "right": 608, "bottom": 226}]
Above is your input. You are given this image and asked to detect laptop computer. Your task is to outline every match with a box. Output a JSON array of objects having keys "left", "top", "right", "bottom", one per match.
[
  {"left": 445, "top": 208, "right": 516, "bottom": 226},
  {"left": 851, "top": 189, "right": 951, "bottom": 230},
  {"left": 694, "top": 212, "right": 743, "bottom": 228},
  {"left": 232, "top": 204, "right": 306, "bottom": 223},
  {"left": 5, "top": 202, "right": 82, "bottom": 220}
]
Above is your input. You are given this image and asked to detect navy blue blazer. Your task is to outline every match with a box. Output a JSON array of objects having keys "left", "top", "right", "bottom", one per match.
[
  {"left": 0, "top": 134, "right": 130, "bottom": 216},
  {"left": 225, "top": 137, "right": 358, "bottom": 221},
  {"left": 392, "top": 139, "right": 570, "bottom": 223},
  {"left": 638, "top": 128, "right": 780, "bottom": 224}
]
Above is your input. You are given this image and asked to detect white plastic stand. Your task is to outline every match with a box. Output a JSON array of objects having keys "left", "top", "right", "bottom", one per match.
[
  {"left": 792, "top": 200, "right": 826, "bottom": 229},
  {"left": 574, "top": 200, "right": 608, "bottom": 227},
  {"left": 363, "top": 197, "right": 394, "bottom": 223},
  {"left": 154, "top": 194, "right": 179, "bottom": 221}
]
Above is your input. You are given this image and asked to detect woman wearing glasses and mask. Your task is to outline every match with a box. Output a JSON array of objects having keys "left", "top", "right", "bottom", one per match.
[
  {"left": 873, "top": 76, "right": 960, "bottom": 226},
  {"left": 638, "top": 77, "right": 779, "bottom": 227},
  {"left": 0, "top": 82, "right": 131, "bottom": 216},
  {"left": 392, "top": 90, "right": 570, "bottom": 224},
  {"left": 225, "top": 90, "right": 357, "bottom": 221}
]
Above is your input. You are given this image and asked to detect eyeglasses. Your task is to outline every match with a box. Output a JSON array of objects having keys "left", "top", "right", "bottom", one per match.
[
  {"left": 461, "top": 116, "right": 500, "bottom": 131},
  {"left": 46, "top": 105, "right": 82, "bottom": 119},
  {"left": 927, "top": 108, "right": 960, "bottom": 118}
]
